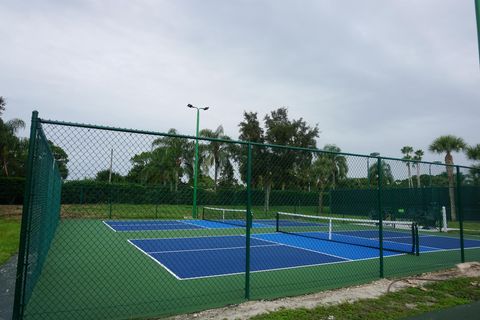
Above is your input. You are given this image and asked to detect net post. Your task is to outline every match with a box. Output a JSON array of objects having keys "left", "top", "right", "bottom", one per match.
[
  {"left": 275, "top": 212, "right": 279, "bottom": 232},
  {"left": 376, "top": 157, "right": 384, "bottom": 278},
  {"left": 456, "top": 166, "right": 465, "bottom": 263},
  {"left": 411, "top": 222, "right": 415, "bottom": 254},
  {"left": 328, "top": 219, "right": 332, "bottom": 240},
  {"left": 441, "top": 206, "right": 448, "bottom": 232},
  {"left": 415, "top": 223, "right": 420, "bottom": 256},
  {"left": 245, "top": 143, "right": 252, "bottom": 299},
  {"left": 13, "top": 111, "right": 39, "bottom": 320}
]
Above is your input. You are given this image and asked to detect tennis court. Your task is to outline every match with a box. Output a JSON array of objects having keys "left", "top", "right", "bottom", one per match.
[
  {"left": 103, "top": 218, "right": 278, "bottom": 231},
  {"left": 15, "top": 115, "right": 480, "bottom": 320},
  {"left": 107, "top": 212, "right": 480, "bottom": 280},
  {"left": 127, "top": 234, "right": 401, "bottom": 280}
]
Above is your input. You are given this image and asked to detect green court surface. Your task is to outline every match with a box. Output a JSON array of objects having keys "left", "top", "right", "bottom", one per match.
[
  {"left": 23, "top": 218, "right": 480, "bottom": 320},
  {"left": 16, "top": 116, "right": 480, "bottom": 320}
]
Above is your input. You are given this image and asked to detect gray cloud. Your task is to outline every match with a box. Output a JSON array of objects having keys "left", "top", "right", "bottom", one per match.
[{"left": 1, "top": 0, "right": 478, "bottom": 165}]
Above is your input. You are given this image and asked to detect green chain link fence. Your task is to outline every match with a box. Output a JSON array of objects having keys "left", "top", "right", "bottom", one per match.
[{"left": 12, "top": 112, "right": 480, "bottom": 319}]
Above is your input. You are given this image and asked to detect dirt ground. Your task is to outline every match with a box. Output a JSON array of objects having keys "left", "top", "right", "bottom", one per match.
[
  {"left": 0, "top": 205, "right": 22, "bottom": 217},
  {"left": 165, "top": 262, "right": 480, "bottom": 320}
]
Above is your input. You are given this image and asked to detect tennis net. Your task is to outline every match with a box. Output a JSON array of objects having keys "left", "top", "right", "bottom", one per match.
[
  {"left": 201, "top": 207, "right": 250, "bottom": 227},
  {"left": 276, "top": 212, "right": 419, "bottom": 254}
]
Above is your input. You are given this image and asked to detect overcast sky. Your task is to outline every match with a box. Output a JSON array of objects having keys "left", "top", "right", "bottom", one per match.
[{"left": 1, "top": 0, "right": 479, "bottom": 165}]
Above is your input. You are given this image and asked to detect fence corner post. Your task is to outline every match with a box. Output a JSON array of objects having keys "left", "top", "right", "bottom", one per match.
[
  {"left": 12, "top": 110, "right": 39, "bottom": 320},
  {"left": 245, "top": 143, "right": 252, "bottom": 299},
  {"left": 456, "top": 166, "right": 465, "bottom": 263},
  {"left": 377, "top": 157, "right": 384, "bottom": 278}
]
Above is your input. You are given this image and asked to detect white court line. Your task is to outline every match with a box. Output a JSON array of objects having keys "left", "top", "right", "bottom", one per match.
[
  {"left": 129, "top": 234, "right": 249, "bottom": 241},
  {"left": 377, "top": 236, "right": 415, "bottom": 240},
  {"left": 146, "top": 243, "right": 280, "bottom": 254},
  {"left": 419, "top": 234, "right": 480, "bottom": 242},
  {"left": 102, "top": 220, "right": 117, "bottom": 232},
  {"left": 251, "top": 235, "right": 352, "bottom": 261},
  {"left": 127, "top": 239, "right": 181, "bottom": 280},
  {"left": 104, "top": 220, "right": 245, "bottom": 232},
  {"left": 167, "top": 253, "right": 406, "bottom": 281},
  {"left": 106, "top": 219, "right": 185, "bottom": 224},
  {"left": 177, "top": 220, "right": 209, "bottom": 229},
  {"left": 128, "top": 233, "right": 407, "bottom": 280},
  {"left": 419, "top": 245, "right": 480, "bottom": 253},
  {"left": 298, "top": 231, "right": 414, "bottom": 251},
  {"left": 108, "top": 222, "right": 187, "bottom": 226}
]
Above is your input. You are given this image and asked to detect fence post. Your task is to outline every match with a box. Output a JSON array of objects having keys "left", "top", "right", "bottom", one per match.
[
  {"left": 245, "top": 143, "right": 252, "bottom": 299},
  {"left": 377, "top": 157, "right": 384, "bottom": 278},
  {"left": 108, "top": 185, "right": 112, "bottom": 219},
  {"left": 13, "top": 111, "right": 39, "bottom": 320},
  {"left": 456, "top": 166, "right": 465, "bottom": 263}
]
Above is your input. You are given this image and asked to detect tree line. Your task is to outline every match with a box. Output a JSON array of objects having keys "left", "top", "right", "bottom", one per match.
[
  {"left": 0, "top": 97, "right": 69, "bottom": 179},
  {"left": 1, "top": 95, "right": 480, "bottom": 218}
]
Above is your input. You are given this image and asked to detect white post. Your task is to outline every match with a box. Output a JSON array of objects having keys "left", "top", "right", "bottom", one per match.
[
  {"left": 108, "top": 148, "right": 113, "bottom": 184},
  {"left": 442, "top": 206, "right": 448, "bottom": 232},
  {"left": 328, "top": 219, "right": 333, "bottom": 240}
]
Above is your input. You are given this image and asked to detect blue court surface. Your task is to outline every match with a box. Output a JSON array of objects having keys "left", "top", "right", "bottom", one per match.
[
  {"left": 103, "top": 219, "right": 278, "bottom": 232},
  {"left": 128, "top": 233, "right": 480, "bottom": 280}
]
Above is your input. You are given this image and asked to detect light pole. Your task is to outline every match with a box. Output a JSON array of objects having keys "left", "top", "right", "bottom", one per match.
[
  {"left": 187, "top": 104, "right": 210, "bottom": 219},
  {"left": 367, "top": 152, "right": 380, "bottom": 188}
]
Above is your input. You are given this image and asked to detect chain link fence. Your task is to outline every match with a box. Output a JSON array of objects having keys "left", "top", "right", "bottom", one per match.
[{"left": 13, "top": 112, "right": 480, "bottom": 319}]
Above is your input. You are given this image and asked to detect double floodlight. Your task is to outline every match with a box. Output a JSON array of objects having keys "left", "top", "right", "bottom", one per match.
[{"left": 187, "top": 104, "right": 210, "bottom": 111}]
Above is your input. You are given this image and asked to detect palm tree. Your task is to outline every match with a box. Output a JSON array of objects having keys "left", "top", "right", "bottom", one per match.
[
  {"left": 429, "top": 135, "right": 466, "bottom": 221},
  {"left": 412, "top": 149, "right": 424, "bottom": 188},
  {"left": 152, "top": 129, "right": 187, "bottom": 191},
  {"left": 323, "top": 144, "right": 348, "bottom": 189},
  {"left": 466, "top": 144, "right": 480, "bottom": 161},
  {"left": 465, "top": 144, "right": 480, "bottom": 184},
  {"left": 0, "top": 118, "right": 26, "bottom": 176},
  {"left": 368, "top": 160, "right": 394, "bottom": 186},
  {"left": 199, "top": 125, "right": 231, "bottom": 190},
  {"left": 401, "top": 146, "right": 414, "bottom": 188},
  {"left": 311, "top": 154, "right": 332, "bottom": 214},
  {"left": 0, "top": 96, "right": 5, "bottom": 115}
]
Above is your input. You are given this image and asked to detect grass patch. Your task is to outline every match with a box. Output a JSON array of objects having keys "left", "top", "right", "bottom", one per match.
[
  {"left": 60, "top": 204, "right": 327, "bottom": 219},
  {"left": 0, "top": 216, "right": 21, "bottom": 264},
  {"left": 251, "top": 276, "right": 480, "bottom": 320}
]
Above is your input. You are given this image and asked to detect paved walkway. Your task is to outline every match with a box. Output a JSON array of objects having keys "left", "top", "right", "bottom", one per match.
[{"left": 0, "top": 255, "right": 17, "bottom": 320}]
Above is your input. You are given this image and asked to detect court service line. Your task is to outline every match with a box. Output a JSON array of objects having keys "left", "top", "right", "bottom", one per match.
[
  {"left": 177, "top": 220, "right": 209, "bottom": 229},
  {"left": 127, "top": 239, "right": 182, "bottom": 280},
  {"left": 250, "top": 235, "right": 353, "bottom": 261},
  {"left": 102, "top": 220, "right": 117, "bottom": 232},
  {"left": 127, "top": 234, "right": 410, "bottom": 281},
  {"left": 298, "top": 231, "right": 414, "bottom": 250},
  {"left": 146, "top": 243, "right": 281, "bottom": 254},
  {"left": 419, "top": 244, "right": 480, "bottom": 252}
]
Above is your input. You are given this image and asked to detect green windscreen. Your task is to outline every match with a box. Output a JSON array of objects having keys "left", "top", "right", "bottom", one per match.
[{"left": 16, "top": 123, "right": 62, "bottom": 310}]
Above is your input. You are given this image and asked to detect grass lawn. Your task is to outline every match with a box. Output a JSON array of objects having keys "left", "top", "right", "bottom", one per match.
[
  {"left": 0, "top": 216, "right": 21, "bottom": 264},
  {"left": 60, "top": 203, "right": 326, "bottom": 219},
  {"left": 251, "top": 276, "right": 480, "bottom": 320},
  {"left": 448, "top": 221, "right": 480, "bottom": 231}
]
